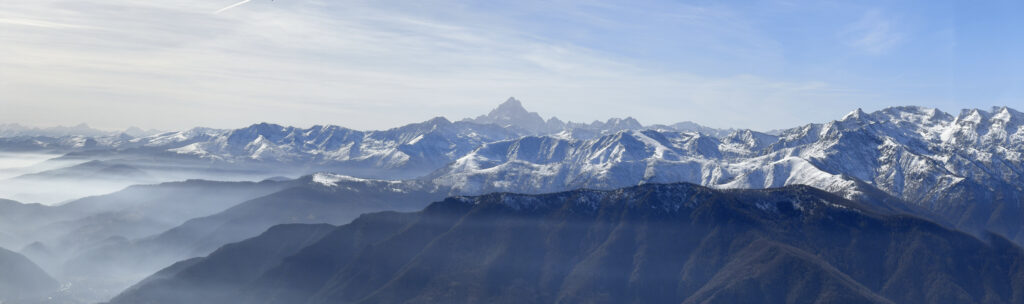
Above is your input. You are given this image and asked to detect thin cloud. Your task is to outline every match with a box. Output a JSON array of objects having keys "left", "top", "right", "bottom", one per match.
[
  {"left": 0, "top": 0, "right": 851, "bottom": 132},
  {"left": 841, "top": 10, "right": 904, "bottom": 54},
  {"left": 0, "top": 17, "right": 90, "bottom": 29},
  {"left": 215, "top": 0, "right": 252, "bottom": 14}
]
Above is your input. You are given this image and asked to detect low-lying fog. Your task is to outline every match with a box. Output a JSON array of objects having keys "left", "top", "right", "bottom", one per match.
[
  {"left": 0, "top": 152, "right": 93, "bottom": 204},
  {"left": 0, "top": 153, "right": 311, "bottom": 303},
  {"left": 0, "top": 153, "right": 294, "bottom": 205},
  {"left": 0, "top": 152, "right": 66, "bottom": 179}
]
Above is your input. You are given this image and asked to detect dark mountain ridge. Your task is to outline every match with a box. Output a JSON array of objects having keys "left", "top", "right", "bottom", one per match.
[{"left": 110, "top": 183, "right": 1024, "bottom": 304}]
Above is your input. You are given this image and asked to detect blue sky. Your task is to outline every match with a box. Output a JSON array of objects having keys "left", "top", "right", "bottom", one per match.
[{"left": 1, "top": 0, "right": 1021, "bottom": 131}]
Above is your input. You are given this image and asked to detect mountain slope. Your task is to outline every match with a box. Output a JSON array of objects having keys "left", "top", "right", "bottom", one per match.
[
  {"left": 6, "top": 179, "right": 297, "bottom": 303},
  {"left": 682, "top": 240, "right": 894, "bottom": 304},
  {"left": 0, "top": 199, "right": 57, "bottom": 249},
  {"left": 110, "top": 183, "right": 1024, "bottom": 304},
  {"left": 108, "top": 224, "right": 335, "bottom": 304},
  {"left": 65, "top": 174, "right": 448, "bottom": 302},
  {"left": 0, "top": 246, "right": 59, "bottom": 302},
  {"left": 16, "top": 179, "right": 295, "bottom": 262}
]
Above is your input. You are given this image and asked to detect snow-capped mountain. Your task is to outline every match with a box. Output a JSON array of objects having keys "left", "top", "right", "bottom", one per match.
[
  {"left": 463, "top": 97, "right": 565, "bottom": 134},
  {"left": 5, "top": 101, "right": 1021, "bottom": 208},
  {"left": 5, "top": 98, "right": 729, "bottom": 180},
  {"left": 5, "top": 100, "right": 1022, "bottom": 243},
  {"left": 126, "top": 117, "right": 523, "bottom": 178},
  {"left": 430, "top": 105, "right": 1024, "bottom": 243},
  {"left": 434, "top": 106, "right": 1023, "bottom": 199},
  {"left": 8, "top": 101, "right": 1024, "bottom": 303},
  {"left": 462, "top": 97, "right": 730, "bottom": 138}
]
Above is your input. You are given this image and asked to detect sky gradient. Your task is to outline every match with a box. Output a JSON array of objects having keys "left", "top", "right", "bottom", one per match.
[{"left": 1, "top": 0, "right": 1022, "bottom": 132}]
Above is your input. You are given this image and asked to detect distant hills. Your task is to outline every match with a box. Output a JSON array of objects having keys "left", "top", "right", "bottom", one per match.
[{"left": 0, "top": 123, "right": 160, "bottom": 138}]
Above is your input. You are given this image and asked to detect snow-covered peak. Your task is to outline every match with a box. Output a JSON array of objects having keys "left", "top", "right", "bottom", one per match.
[
  {"left": 720, "top": 129, "right": 777, "bottom": 155},
  {"left": 956, "top": 108, "right": 988, "bottom": 125},
  {"left": 841, "top": 108, "right": 868, "bottom": 121},
  {"left": 871, "top": 106, "right": 950, "bottom": 124},
  {"left": 990, "top": 106, "right": 1021, "bottom": 124}
]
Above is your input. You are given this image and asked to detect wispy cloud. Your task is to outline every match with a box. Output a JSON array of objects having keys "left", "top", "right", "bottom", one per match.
[
  {"left": 215, "top": 0, "right": 252, "bottom": 14},
  {"left": 841, "top": 10, "right": 904, "bottom": 54},
  {"left": 0, "top": 0, "right": 855, "bottom": 131},
  {"left": 0, "top": 17, "right": 90, "bottom": 29}
]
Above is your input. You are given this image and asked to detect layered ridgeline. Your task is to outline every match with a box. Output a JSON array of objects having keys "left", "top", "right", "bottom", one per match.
[
  {"left": 3, "top": 175, "right": 446, "bottom": 303},
  {"left": 431, "top": 106, "right": 1024, "bottom": 244},
  {"left": 109, "top": 184, "right": 1024, "bottom": 304},
  {"left": 1, "top": 179, "right": 300, "bottom": 303},
  {"left": 7, "top": 101, "right": 1023, "bottom": 243},
  {"left": 0, "top": 98, "right": 726, "bottom": 181},
  {"left": 60, "top": 175, "right": 445, "bottom": 289},
  {"left": 0, "top": 98, "right": 727, "bottom": 203}
]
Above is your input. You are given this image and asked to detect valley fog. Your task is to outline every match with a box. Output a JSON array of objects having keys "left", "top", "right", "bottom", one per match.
[{"left": 0, "top": 152, "right": 68, "bottom": 179}]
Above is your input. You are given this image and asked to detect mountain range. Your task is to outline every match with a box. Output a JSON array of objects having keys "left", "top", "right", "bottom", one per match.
[
  {"left": 431, "top": 105, "right": 1024, "bottom": 246},
  {"left": 0, "top": 98, "right": 730, "bottom": 182},
  {"left": 3, "top": 99, "right": 1024, "bottom": 303},
  {"left": 107, "top": 183, "right": 1024, "bottom": 304}
]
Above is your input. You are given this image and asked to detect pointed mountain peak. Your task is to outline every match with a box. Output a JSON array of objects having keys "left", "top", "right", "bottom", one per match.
[
  {"left": 987, "top": 107, "right": 1024, "bottom": 129},
  {"left": 956, "top": 108, "right": 988, "bottom": 124},
  {"left": 489, "top": 97, "right": 529, "bottom": 116},
  {"left": 410, "top": 116, "right": 451, "bottom": 131},
  {"left": 500, "top": 96, "right": 523, "bottom": 107},
  {"left": 426, "top": 116, "right": 452, "bottom": 124},
  {"left": 466, "top": 97, "right": 554, "bottom": 134},
  {"left": 842, "top": 108, "right": 867, "bottom": 121}
]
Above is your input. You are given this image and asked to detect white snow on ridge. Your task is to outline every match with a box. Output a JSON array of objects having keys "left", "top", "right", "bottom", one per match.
[
  {"left": 429, "top": 106, "right": 1024, "bottom": 211},
  {"left": 9, "top": 102, "right": 1023, "bottom": 213},
  {"left": 311, "top": 172, "right": 403, "bottom": 187}
]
